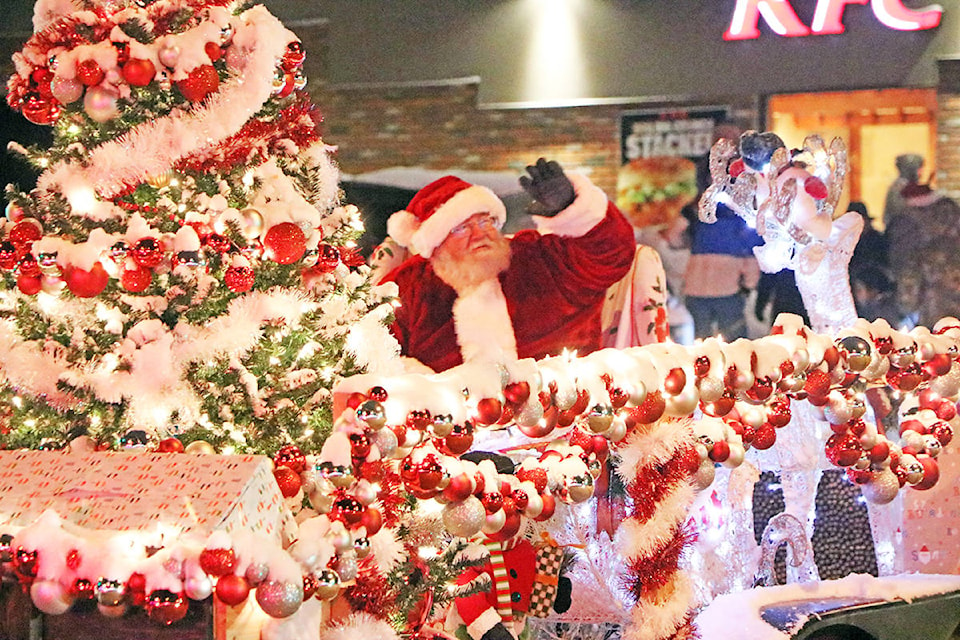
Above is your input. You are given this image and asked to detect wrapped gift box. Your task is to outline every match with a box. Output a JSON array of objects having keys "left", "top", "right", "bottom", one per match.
[
  {"left": 0, "top": 449, "right": 293, "bottom": 542},
  {"left": 0, "top": 449, "right": 295, "bottom": 640}
]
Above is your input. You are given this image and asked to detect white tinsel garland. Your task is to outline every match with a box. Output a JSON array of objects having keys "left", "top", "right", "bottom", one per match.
[{"left": 36, "top": 5, "right": 295, "bottom": 201}]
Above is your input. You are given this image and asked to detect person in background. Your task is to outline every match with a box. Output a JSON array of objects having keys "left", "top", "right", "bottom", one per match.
[
  {"left": 847, "top": 201, "right": 888, "bottom": 273},
  {"left": 886, "top": 182, "right": 960, "bottom": 327},
  {"left": 882, "top": 153, "right": 924, "bottom": 229},
  {"left": 851, "top": 266, "right": 901, "bottom": 326},
  {"left": 683, "top": 202, "right": 762, "bottom": 340},
  {"left": 754, "top": 269, "right": 809, "bottom": 328},
  {"left": 382, "top": 159, "right": 635, "bottom": 373}
]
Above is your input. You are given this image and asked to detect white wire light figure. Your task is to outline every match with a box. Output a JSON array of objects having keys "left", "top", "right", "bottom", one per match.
[
  {"left": 752, "top": 512, "right": 815, "bottom": 587},
  {"left": 699, "top": 131, "right": 861, "bottom": 334},
  {"left": 698, "top": 132, "right": 868, "bottom": 586}
]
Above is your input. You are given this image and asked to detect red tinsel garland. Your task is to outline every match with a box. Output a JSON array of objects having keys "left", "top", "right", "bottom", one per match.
[
  {"left": 344, "top": 556, "right": 396, "bottom": 617},
  {"left": 176, "top": 96, "right": 322, "bottom": 175}
]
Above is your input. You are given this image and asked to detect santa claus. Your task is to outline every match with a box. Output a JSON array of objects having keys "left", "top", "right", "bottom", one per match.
[{"left": 383, "top": 159, "right": 636, "bottom": 372}]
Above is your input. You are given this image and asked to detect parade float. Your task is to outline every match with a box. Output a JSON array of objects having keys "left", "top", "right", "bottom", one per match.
[{"left": 0, "top": 1, "right": 958, "bottom": 640}]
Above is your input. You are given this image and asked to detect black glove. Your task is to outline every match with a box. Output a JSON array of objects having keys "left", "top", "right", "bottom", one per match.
[
  {"left": 519, "top": 158, "right": 575, "bottom": 217},
  {"left": 553, "top": 576, "right": 572, "bottom": 613},
  {"left": 481, "top": 622, "right": 514, "bottom": 640}
]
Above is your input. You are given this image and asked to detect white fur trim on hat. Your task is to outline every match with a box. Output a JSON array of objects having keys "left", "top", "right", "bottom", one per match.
[
  {"left": 532, "top": 171, "right": 608, "bottom": 237},
  {"left": 386, "top": 209, "right": 421, "bottom": 252},
  {"left": 452, "top": 278, "right": 518, "bottom": 363},
  {"left": 389, "top": 185, "right": 506, "bottom": 258}
]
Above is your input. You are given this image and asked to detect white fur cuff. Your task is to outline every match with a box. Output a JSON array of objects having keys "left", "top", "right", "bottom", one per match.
[{"left": 532, "top": 171, "right": 608, "bottom": 237}]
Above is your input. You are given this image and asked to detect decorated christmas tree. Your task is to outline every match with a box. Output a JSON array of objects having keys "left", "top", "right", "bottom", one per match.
[{"left": 1, "top": 0, "right": 396, "bottom": 455}]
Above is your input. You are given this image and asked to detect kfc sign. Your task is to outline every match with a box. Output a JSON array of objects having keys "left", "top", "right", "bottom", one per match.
[{"left": 725, "top": 0, "right": 943, "bottom": 40}]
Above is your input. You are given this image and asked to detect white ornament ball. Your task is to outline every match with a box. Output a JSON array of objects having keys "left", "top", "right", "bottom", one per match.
[
  {"left": 31, "top": 579, "right": 74, "bottom": 615},
  {"left": 722, "top": 443, "right": 745, "bottom": 468},
  {"left": 51, "top": 76, "right": 83, "bottom": 104},
  {"left": 255, "top": 580, "right": 303, "bottom": 618},
  {"left": 184, "top": 575, "right": 213, "bottom": 600},
  {"left": 84, "top": 86, "right": 119, "bottom": 123},
  {"left": 158, "top": 45, "right": 181, "bottom": 68},
  {"left": 697, "top": 376, "right": 724, "bottom": 403},
  {"left": 442, "top": 496, "right": 485, "bottom": 538},
  {"left": 694, "top": 458, "right": 716, "bottom": 490},
  {"left": 861, "top": 469, "right": 900, "bottom": 505},
  {"left": 481, "top": 508, "right": 506, "bottom": 535}
]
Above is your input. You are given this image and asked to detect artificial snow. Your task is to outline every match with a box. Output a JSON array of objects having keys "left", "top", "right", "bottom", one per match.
[{"left": 695, "top": 573, "right": 960, "bottom": 639}]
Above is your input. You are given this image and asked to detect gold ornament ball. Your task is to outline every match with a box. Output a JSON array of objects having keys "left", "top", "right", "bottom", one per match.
[
  {"left": 314, "top": 569, "right": 341, "bottom": 601},
  {"left": 185, "top": 440, "right": 216, "bottom": 454},
  {"left": 239, "top": 209, "right": 264, "bottom": 240},
  {"left": 147, "top": 171, "right": 174, "bottom": 189},
  {"left": 838, "top": 335, "right": 872, "bottom": 372}
]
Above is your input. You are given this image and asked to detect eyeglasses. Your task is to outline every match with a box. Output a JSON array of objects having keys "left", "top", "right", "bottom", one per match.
[{"left": 448, "top": 215, "right": 502, "bottom": 237}]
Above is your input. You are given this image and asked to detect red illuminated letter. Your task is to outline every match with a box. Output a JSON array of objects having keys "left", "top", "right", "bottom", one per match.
[
  {"left": 871, "top": 0, "right": 943, "bottom": 31},
  {"left": 724, "top": 0, "right": 811, "bottom": 40},
  {"left": 811, "top": 0, "right": 869, "bottom": 34}
]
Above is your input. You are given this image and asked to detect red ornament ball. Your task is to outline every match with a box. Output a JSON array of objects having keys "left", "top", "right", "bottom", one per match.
[
  {"left": 156, "top": 437, "right": 184, "bottom": 453},
  {"left": 631, "top": 389, "right": 666, "bottom": 424},
  {"left": 475, "top": 397, "right": 503, "bottom": 425},
  {"left": 913, "top": 455, "right": 940, "bottom": 490},
  {"left": 360, "top": 507, "right": 383, "bottom": 536},
  {"left": 121, "top": 266, "right": 152, "bottom": 292},
  {"left": 444, "top": 423, "right": 474, "bottom": 455},
  {"left": 752, "top": 424, "right": 777, "bottom": 450},
  {"left": 263, "top": 222, "right": 306, "bottom": 264},
  {"left": 215, "top": 574, "right": 250, "bottom": 606},
  {"left": 709, "top": 440, "right": 731, "bottom": 463},
  {"left": 663, "top": 368, "right": 687, "bottom": 395},
  {"left": 122, "top": 58, "right": 156, "bottom": 87},
  {"left": 145, "top": 589, "right": 188, "bottom": 626},
  {"left": 282, "top": 42, "right": 306, "bottom": 71},
  {"left": 9, "top": 220, "right": 43, "bottom": 245},
  {"left": 76, "top": 59, "right": 105, "bottom": 86},
  {"left": 18, "top": 255, "right": 40, "bottom": 277},
  {"left": 177, "top": 64, "right": 220, "bottom": 102},
  {"left": 825, "top": 432, "right": 862, "bottom": 467},
  {"left": 274, "top": 444, "right": 306, "bottom": 473},
  {"left": 314, "top": 243, "right": 340, "bottom": 272},
  {"left": 0, "top": 242, "right": 19, "bottom": 270},
  {"left": 205, "top": 233, "right": 232, "bottom": 253},
  {"left": 728, "top": 158, "right": 746, "bottom": 178},
  {"left": 199, "top": 548, "right": 237, "bottom": 577},
  {"left": 21, "top": 92, "right": 59, "bottom": 125},
  {"left": 17, "top": 274, "right": 41, "bottom": 295},
  {"left": 204, "top": 41, "right": 223, "bottom": 62},
  {"left": 224, "top": 265, "right": 255, "bottom": 292},
  {"left": 131, "top": 237, "right": 164, "bottom": 268},
  {"left": 332, "top": 497, "right": 364, "bottom": 525},
  {"left": 517, "top": 466, "right": 548, "bottom": 493},
  {"left": 503, "top": 381, "right": 531, "bottom": 406},
  {"left": 804, "top": 369, "right": 831, "bottom": 398},
  {"left": 65, "top": 263, "right": 109, "bottom": 298},
  {"left": 273, "top": 466, "right": 302, "bottom": 498}
]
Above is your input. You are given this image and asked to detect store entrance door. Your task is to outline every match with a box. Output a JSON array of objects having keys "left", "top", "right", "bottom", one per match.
[{"left": 767, "top": 88, "right": 936, "bottom": 229}]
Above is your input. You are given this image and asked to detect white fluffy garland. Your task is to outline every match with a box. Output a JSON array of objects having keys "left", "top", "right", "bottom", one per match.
[{"left": 37, "top": 6, "right": 295, "bottom": 201}]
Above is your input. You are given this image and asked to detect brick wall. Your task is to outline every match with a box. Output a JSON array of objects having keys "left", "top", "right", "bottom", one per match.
[
  {"left": 937, "top": 59, "right": 960, "bottom": 200},
  {"left": 313, "top": 79, "right": 757, "bottom": 198}
]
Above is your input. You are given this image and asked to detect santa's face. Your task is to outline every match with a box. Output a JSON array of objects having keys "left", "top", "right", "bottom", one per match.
[
  {"left": 432, "top": 213, "right": 510, "bottom": 291},
  {"left": 440, "top": 213, "right": 503, "bottom": 256}
]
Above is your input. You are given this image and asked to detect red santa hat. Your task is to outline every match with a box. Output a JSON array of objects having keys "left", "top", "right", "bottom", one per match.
[{"left": 387, "top": 176, "right": 507, "bottom": 258}]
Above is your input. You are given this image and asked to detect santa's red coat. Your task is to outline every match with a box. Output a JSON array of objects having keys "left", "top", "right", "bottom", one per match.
[{"left": 386, "top": 196, "right": 635, "bottom": 372}]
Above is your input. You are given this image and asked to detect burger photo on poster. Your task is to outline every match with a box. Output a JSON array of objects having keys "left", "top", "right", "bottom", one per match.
[{"left": 615, "top": 156, "right": 698, "bottom": 230}]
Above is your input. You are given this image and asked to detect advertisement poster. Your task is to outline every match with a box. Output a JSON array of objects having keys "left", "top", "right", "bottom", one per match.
[{"left": 617, "top": 107, "right": 728, "bottom": 231}]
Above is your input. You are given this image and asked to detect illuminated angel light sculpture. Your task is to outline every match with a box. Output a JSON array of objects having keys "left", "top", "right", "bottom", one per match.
[{"left": 698, "top": 131, "right": 884, "bottom": 580}]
